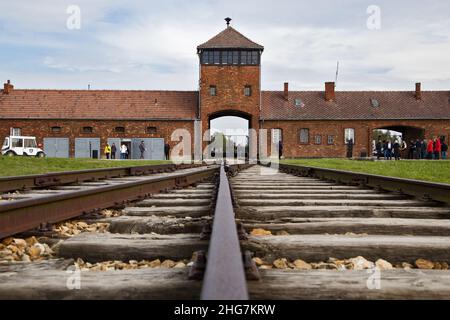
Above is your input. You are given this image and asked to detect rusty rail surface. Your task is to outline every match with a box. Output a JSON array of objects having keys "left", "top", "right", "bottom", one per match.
[
  {"left": 201, "top": 164, "right": 249, "bottom": 300},
  {"left": 0, "top": 165, "right": 218, "bottom": 239},
  {"left": 277, "top": 163, "right": 450, "bottom": 205},
  {"left": 0, "top": 163, "right": 202, "bottom": 194}
]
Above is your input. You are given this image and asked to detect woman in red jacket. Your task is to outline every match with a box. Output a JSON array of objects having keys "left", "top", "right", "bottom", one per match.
[
  {"left": 427, "top": 139, "right": 434, "bottom": 160},
  {"left": 434, "top": 138, "right": 442, "bottom": 160}
]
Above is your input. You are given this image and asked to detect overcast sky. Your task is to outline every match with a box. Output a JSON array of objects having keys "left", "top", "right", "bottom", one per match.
[{"left": 0, "top": 0, "right": 449, "bottom": 92}]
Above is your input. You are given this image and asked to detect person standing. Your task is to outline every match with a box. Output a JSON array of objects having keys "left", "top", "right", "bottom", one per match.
[
  {"left": 393, "top": 140, "right": 401, "bottom": 161},
  {"left": 164, "top": 143, "right": 171, "bottom": 160},
  {"left": 278, "top": 140, "right": 283, "bottom": 160},
  {"left": 104, "top": 143, "right": 111, "bottom": 160},
  {"left": 346, "top": 139, "right": 354, "bottom": 159},
  {"left": 111, "top": 143, "right": 117, "bottom": 160},
  {"left": 415, "top": 139, "right": 422, "bottom": 159},
  {"left": 427, "top": 139, "right": 434, "bottom": 160},
  {"left": 408, "top": 140, "right": 416, "bottom": 160},
  {"left": 442, "top": 140, "right": 448, "bottom": 160},
  {"left": 386, "top": 140, "right": 393, "bottom": 160},
  {"left": 139, "top": 141, "right": 146, "bottom": 159},
  {"left": 421, "top": 140, "right": 427, "bottom": 160},
  {"left": 120, "top": 144, "right": 128, "bottom": 160},
  {"left": 434, "top": 138, "right": 441, "bottom": 160},
  {"left": 376, "top": 139, "right": 383, "bottom": 160}
]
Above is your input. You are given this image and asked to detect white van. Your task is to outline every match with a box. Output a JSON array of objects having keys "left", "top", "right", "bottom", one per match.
[{"left": 2, "top": 136, "right": 45, "bottom": 157}]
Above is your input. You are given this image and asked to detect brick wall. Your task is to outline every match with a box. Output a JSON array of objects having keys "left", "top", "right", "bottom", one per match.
[
  {"left": 0, "top": 119, "right": 194, "bottom": 158},
  {"left": 199, "top": 65, "right": 261, "bottom": 147}
]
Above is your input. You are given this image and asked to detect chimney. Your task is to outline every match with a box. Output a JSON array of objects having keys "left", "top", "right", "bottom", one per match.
[
  {"left": 3, "top": 80, "right": 14, "bottom": 94},
  {"left": 415, "top": 82, "right": 422, "bottom": 100},
  {"left": 325, "top": 82, "right": 335, "bottom": 101},
  {"left": 284, "top": 82, "right": 289, "bottom": 101}
]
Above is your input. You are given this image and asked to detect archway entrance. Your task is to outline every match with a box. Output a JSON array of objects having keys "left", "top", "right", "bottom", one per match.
[
  {"left": 208, "top": 111, "right": 251, "bottom": 163},
  {"left": 372, "top": 125, "right": 425, "bottom": 158}
]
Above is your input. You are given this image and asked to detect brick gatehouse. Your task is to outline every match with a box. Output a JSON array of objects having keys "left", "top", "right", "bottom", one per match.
[{"left": 1, "top": 21, "right": 449, "bottom": 159}]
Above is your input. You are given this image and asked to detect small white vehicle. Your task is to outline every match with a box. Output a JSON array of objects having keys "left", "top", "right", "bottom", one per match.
[{"left": 1, "top": 136, "right": 45, "bottom": 157}]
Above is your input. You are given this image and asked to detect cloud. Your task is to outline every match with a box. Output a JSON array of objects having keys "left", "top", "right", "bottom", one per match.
[{"left": 0, "top": 0, "right": 449, "bottom": 90}]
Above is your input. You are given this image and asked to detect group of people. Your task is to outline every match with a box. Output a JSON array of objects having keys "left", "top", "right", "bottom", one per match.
[
  {"left": 375, "top": 137, "right": 448, "bottom": 161},
  {"left": 103, "top": 141, "right": 172, "bottom": 160}
]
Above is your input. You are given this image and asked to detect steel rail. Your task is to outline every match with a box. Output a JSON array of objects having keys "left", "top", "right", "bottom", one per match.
[
  {"left": 201, "top": 164, "right": 249, "bottom": 300},
  {"left": 0, "top": 163, "right": 202, "bottom": 194},
  {"left": 0, "top": 166, "right": 218, "bottom": 239},
  {"left": 278, "top": 163, "right": 450, "bottom": 205}
]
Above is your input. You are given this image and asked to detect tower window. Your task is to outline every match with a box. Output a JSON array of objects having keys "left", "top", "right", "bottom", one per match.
[
  {"left": 209, "top": 86, "right": 217, "bottom": 96},
  {"left": 213, "top": 51, "right": 220, "bottom": 64},
  {"left": 244, "top": 86, "right": 252, "bottom": 97},
  {"left": 251, "top": 51, "right": 259, "bottom": 65},
  {"left": 233, "top": 51, "right": 239, "bottom": 64},
  {"left": 241, "top": 51, "right": 248, "bottom": 65}
]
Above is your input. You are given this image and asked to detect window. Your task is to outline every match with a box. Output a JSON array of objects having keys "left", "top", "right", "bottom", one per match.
[
  {"left": 24, "top": 139, "right": 37, "bottom": 148},
  {"left": 295, "top": 99, "right": 304, "bottom": 107},
  {"left": 251, "top": 51, "right": 259, "bottom": 65},
  {"left": 315, "top": 135, "right": 322, "bottom": 145},
  {"left": 2, "top": 138, "right": 9, "bottom": 148},
  {"left": 345, "top": 128, "right": 355, "bottom": 144},
  {"left": 233, "top": 51, "right": 239, "bottom": 64},
  {"left": 327, "top": 135, "right": 335, "bottom": 145},
  {"left": 51, "top": 126, "right": 62, "bottom": 133},
  {"left": 115, "top": 127, "right": 125, "bottom": 133},
  {"left": 82, "top": 126, "right": 93, "bottom": 134},
  {"left": 11, "top": 138, "right": 23, "bottom": 148},
  {"left": 10, "top": 128, "right": 21, "bottom": 136},
  {"left": 299, "top": 129, "right": 309, "bottom": 144},
  {"left": 240, "top": 51, "right": 248, "bottom": 65},
  {"left": 202, "top": 51, "right": 209, "bottom": 64},
  {"left": 209, "top": 86, "right": 217, "bottom": 96},
  {"left": 146, "top": 127, "right": 157, "bottom": 134},
  {"left": 370, "top": 99, "right": 380, "bottom": 108},
  {"left": 213, "top": 51, "right": 220, "bottom": 64},
  {"left": 244, "top": 86, "right": 252, "bottom": 97}
]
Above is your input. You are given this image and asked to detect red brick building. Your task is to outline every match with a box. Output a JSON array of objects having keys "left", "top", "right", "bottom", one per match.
[{"left": 1, "top": 23, "right": 449, "bottom": 159}]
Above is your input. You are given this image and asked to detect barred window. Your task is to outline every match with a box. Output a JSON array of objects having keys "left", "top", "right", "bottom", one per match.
[
  {"left": 82, "top": 126, "right": 93, "bottom": 134},
  {"left": 115, "top": 127, "right": 125, "bottom": 133},
  {"left": 146, "top": 127, "right": 157, "bottom": 134},
  {"left": 299, "top": 129, "right": 309, "bottom": 144},
  {"left": 51, "top": 126, "right": 62, "bottom": 133},
  {"left": 209, "top": 86, "right": 217, "bottom": 96},
  {"left": 315, "top": 135, "right": 322, "bottom": 145},
  {"left": 244, "top": 86, "right": 252, "bottom": 97},
  {"left": 327, "top": 135, "right": 335, "bottom": 145}
]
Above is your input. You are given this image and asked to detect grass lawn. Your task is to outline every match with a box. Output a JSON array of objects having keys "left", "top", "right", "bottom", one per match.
[
  {"left": 281, "top": 159, "right": 450, "bottom": 184},
  {"left": 0, "top": 157, "right": 171, "bottom": 177}
]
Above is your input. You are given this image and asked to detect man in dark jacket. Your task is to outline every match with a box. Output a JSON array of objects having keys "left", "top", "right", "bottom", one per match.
[
  {"left": 139, "top": 141, "right": 146, "bottom": 159},
  {"left": 111, "top": 143, "right": 117, "bottom": 160},
  {"left": 442, "top": 141, "right": 448, "bottom": 160},
  {"left": 415, "top": 139, "right": 422, "bottom": 159},
  {"left": 164, "top": 143, "right": 170, "bottom": 160},
  {"left": 376, "top": 139, "right": 382, "bottom": 160},
  {"left": 393, "top": 140, "right": 401, "bottom": 161}
]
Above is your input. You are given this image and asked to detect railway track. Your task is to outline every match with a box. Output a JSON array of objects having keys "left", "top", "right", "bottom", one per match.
[{"left": 1, "top": 163, "right": 450, "bottom": 300}]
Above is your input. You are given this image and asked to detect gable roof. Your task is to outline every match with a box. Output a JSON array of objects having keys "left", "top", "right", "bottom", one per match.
[
  {"left": 197, "top": 26, "right": 264, "bottom": 50},
  {"left": 261, "top": 91, "right": 450, "bottom": 120},
  {"left": 0, "top": 90, "right": 198, "bottom": 120}
]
